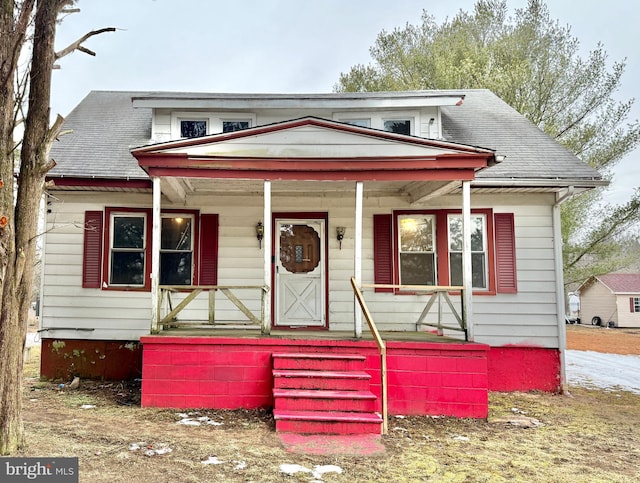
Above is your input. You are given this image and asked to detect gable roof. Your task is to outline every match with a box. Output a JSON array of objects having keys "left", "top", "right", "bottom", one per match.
[
  {"left": 579, "top": 273, "right": 640, "bottom": 295},
  {"left": 48, "top": 89, "right": 603, "bottom": 186}
]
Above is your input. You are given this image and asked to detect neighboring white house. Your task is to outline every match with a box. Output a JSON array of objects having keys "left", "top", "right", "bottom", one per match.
[
  {"left": 577, "top": 273, "right": 640, "bottom": 328},
  {"left": 39, "top": 89, "right": 605, "bottom": 392}
]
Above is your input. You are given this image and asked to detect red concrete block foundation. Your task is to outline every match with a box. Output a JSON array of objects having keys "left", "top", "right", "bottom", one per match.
[
  {"left": 140, "top": 336, "right": 491, "bottom": 418},
  {"left": 487, "top": 347, "right": 561, "bottom": 392}
]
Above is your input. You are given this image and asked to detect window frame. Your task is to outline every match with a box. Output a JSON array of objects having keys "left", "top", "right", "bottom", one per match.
[
  {"left": 392, "top": 209, "right": 496, "bottom": 295},
  {"left": 632, "top": 297, "right": 640, "bottom": 313},
  {"left": 101, "top": 208, "right": 201, "bottom": 291}
]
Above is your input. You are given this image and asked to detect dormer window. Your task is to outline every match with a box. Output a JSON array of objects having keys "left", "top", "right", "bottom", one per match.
[
  {"left": 180, "top": 119, "right": 207, "bottom": 138},
  {"left": 222, "top": 120, "right": 250, "bottom": 133},
  {"left": 341, "top": 119, "right": 371, "bottom": 128},
  {"left": 384, "top": 119, "right": 411, "bottom": 135}
]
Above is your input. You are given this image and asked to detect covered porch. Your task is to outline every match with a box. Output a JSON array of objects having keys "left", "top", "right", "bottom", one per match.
[{"left": 131, "top": 117, "right": 496, "bottom": 430}]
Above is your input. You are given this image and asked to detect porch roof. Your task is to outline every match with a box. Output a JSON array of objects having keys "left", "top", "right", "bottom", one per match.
[{"left": 131, "top": 117, "right": 495, "bottom": 184}]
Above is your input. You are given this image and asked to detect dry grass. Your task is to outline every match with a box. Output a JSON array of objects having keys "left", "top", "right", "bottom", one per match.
[{"left": 17, "top": 335, "right": 640, "bottom": 482}]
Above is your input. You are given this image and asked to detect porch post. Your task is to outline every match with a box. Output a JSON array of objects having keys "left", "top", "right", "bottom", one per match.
[
  {"left": 462, "top": 180, "right": 474, "bottom": 341},
  {"left": 354, "top": 181, "right": 363, "bottom": 338},
  {"left": 262, "top": 180, "right": 272, "bottom": 334},
  {"left": 150, "top": 176, "right": 161, "bottom": 334}
]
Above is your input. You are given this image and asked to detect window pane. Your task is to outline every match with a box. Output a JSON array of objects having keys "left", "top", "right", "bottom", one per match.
[
  {"left": 400, "top": 253, "right": 435, "bottom": 285},
  {"left": 161, "top": 217, "right": 192, "bottom": 250},
  {"left": 384, "top": 120, "right": 411, "bottom": 135},
  {"left": 449, "top": 253, "right": 487, "bottom": 288},
  {"left": 222, "top": 121, "right": 249, "bottom": 133},
  {"left": 449, "top": 216, "right": 484, "bottom": 251},
  {"left": 449, "top": 217, "right": 463, "bottom": 251},
  {"left": 160, "top": 253, "right": 192, "bottom": 285},
  {"left": 471, "top": 217, "right": 485, "bottom": 251},
  {"left": 343, "top": 119, "right": 370, "bottom": 128},
  {"left": 113, "top": 216, "right": 144, "bottom": 248},
  {"left": 181, "top": 120, "right": 207, "bottom": 138},
  {"left": 400, "top": 217, "right": 433, "bottom": 251},
  {"left": 111, "top": 252, "right": 145, "bottom": 285}
]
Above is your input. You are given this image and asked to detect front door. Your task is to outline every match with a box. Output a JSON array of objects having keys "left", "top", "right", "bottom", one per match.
[{"left": 274, "top": 218, "right": 326, "bottom": 328}]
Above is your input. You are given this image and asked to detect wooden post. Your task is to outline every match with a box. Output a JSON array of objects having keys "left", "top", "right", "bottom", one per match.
[
  {"left": 354, "top": 181, "right": 363, "bottom": 338},
  {"left": 262, "top": 180, "right": 272, "bottom": 335},
  {"left": 208, "top": 289, "right": 216, "bottom": 324},
  {"left": 462, "top": 180, "right": 473, "bottom": 341},
  {"left": 150, "top": 177, "right": 161, "bottom": 334}
]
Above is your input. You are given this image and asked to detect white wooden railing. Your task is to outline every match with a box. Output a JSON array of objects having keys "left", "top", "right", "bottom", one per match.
[{"left": 152, "top": 285, "right": 270, "bottom": 334}]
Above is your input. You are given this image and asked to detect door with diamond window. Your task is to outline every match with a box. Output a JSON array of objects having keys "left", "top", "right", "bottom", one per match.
[{"left": 275, "top": 219, "right": 326, "bottom": 327}]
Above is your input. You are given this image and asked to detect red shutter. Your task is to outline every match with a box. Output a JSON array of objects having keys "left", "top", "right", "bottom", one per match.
[
  {"left": 199, "top": 214, "right": 219, "bottom": 285},
  {"left": 82, "top": 211, "right": 103, "bottom": 288},
  {"left": 373, "top": 214, "right": 393, "bottom": 293},
  {"left": 631, "top": 297, "right": 636, "bottom": 313},
  {"left": 494, "top": 213, "right": 517, "bottom": 293}
]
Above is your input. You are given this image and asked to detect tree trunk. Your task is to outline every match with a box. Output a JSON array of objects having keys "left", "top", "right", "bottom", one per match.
[{"left": 0, "top": 0, "right": 61, "bottom": 455}]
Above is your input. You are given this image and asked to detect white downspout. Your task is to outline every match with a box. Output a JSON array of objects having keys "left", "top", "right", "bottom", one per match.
[
  {"left": 462, "top": 180, "right": 473, "bottom": 341},
  {"left": 553, "top": 186, "right": 573, "bottom": 394},
  {"left": 354, "top": 181, "right": 363, "bottom": 338},
  {"left": 150, "top": 176, "right": 161, "bottom": 333}
]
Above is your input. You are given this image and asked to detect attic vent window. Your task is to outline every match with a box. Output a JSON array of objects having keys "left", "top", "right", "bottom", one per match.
[
  {"left": 223, "top": 120, "right": 250, "bottom": 133},
  {"left": 180, "top": 120, "right": 207, "bottom": 138},
  {"left": 384, "top": 119, "right": 411, "bottom": 135}
]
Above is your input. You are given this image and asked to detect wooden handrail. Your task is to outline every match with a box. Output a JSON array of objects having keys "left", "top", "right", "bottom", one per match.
[{"left": 351, "top": 277, "right": 388, "bottom": 435}]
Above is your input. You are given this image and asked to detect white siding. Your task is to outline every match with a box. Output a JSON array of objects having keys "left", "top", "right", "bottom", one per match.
[
  {"left": 42, "top": 190, "right": 561, "bottom": 348},
  {"left": 616, "top": 295, "right": 640, "bottom": 327}
]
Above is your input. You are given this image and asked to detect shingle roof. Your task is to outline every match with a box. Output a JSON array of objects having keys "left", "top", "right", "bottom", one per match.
[
  {"left": 49, "top": 89, "right": 602, "bottom": 183},
  {"left": 49, "top": 91, "right": 150, "bottom": 179},
  {"left": 597, "top": 273, "right": 640, "bottom": 294}
]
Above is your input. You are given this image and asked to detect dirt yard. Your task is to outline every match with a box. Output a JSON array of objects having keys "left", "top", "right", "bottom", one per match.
[
  {"left": 566, "top": 324, "right": 640, "bottom": 355},
  {"left": 15, "top": 328, "right": 640, "bottom": 482}
]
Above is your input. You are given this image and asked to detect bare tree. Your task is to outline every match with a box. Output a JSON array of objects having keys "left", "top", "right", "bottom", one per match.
[{"left": 0, "top": 0, "right": 114, "bottom": 454}]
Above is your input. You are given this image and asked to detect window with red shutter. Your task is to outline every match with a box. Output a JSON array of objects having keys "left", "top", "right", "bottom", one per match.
[{"left": 84, "top": 209, "right": 218, "bottom": 290}]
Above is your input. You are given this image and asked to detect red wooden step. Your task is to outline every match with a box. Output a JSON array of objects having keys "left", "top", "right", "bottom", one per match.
[
  {"left": 273, "top": 388, "right": 377, "bottom": 412},
  {"left": 272, "top": 369, "right": 371, "bottom": 391},
  {"left": 274, "top": 409, "right": 383, "bottom": 435},
  {"left": 272, "top": 353, "right": 366, "bottom": 371}
]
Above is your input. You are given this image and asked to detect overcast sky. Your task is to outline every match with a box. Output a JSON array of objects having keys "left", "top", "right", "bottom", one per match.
[{"left": 50, "top": 0, "right": 639, "bottom": 206}]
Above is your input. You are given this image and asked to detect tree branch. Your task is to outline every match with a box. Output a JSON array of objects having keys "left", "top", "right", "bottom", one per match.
[{"left": 54, "top": 27, "right": 117, "bottom": 60}]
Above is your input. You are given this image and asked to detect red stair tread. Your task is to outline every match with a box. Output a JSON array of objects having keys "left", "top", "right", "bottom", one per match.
[
  {"left": 274, "top": 409, "right": 383, "bottom": 423},
  {"left": 273, "top": 389, "right": 376, "bottom": 400},
  {"left": 273, "top": 369, "right": 371, "bottom": 379},
  {"left": 272, "top": 353, "right": 365, "bottom": 361}
]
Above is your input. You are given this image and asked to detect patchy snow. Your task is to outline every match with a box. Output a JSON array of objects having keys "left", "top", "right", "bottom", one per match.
[
  {"left": 566, "top": 350, "right": 640, "bottom": 394},
  {"left": 279, "top": 463, "right": 343, "bottom": 480},
  {"left": 201, "top": 456, "right": 225, "bottom": 465}
]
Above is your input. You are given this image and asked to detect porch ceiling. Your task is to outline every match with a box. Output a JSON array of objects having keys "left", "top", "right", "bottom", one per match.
[{"left": 160, "top": 177, "right": 461, "bottom": 204}]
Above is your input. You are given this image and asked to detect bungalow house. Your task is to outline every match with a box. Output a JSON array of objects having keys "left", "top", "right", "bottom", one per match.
[
  {"left": 40, "top": 89, "right": 603, "bottom": 432},
  {"left": 577, "top": 273, "right": 640, "bottom": 328}
]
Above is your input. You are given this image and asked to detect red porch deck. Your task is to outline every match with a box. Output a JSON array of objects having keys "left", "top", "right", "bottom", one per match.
[{"left": 140, "top": 329, "right": 489, "bottom": 419}]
